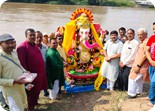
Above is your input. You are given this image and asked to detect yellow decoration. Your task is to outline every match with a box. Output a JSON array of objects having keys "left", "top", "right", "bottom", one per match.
[
  {"left": 70, "top": 8, "right": 93, "bottom": 22},
  {"left": 63, "top": 8, "right": 103, "bottom": 52},
  {"left": 76, "top": 13, "right": 90, "bottom": 29},
  {"left": 63, "top": 20, "right": 76, "bottom": 52},
  {"left": 94, "top": 62, "right": 106, "bottom": 91},
  {"left": 90, "top": 23, "right": 103, "bottom": 47},
  {"left": 66, "top": 56, "right": 77, "bottom": 71},
  {"left": 80, "top": 51, "right": 91, "bottom": 63},
  {"left": 62, "top": 22, "right": 103, "bottom": 52},
  {"left": 62, "top": 8, "right": 105, "bottom": 89},
  {"left": 57, "top": 26, "right": 65, "bottom": 35}
]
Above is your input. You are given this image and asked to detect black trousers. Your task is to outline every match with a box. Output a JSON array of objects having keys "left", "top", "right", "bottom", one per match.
[{"left": 117, "top": 66, "right": 131, "bottom": 91}]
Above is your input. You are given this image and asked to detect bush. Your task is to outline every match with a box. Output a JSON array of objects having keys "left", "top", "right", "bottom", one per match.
[
  {"left": 99, "top": 0, "right": 135, "bottom": 7},
  {"left": 8, "top": 0, "right": 135, "bottom": 7}
]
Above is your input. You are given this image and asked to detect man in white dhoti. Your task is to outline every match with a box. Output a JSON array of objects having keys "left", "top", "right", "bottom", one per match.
[
  {"left": 101, "top": 30, "right": 123, "bottom": 91},
  {"left": 128, "top": 28, "right": 149, "bottom": 98}
]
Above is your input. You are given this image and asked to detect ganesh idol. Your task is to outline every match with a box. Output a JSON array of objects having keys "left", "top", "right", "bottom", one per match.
[{"left": 63, "top": 8, "right": 104, "bottom": 85}]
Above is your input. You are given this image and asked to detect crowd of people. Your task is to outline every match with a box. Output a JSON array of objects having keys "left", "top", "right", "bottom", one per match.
[
  {"left": 100, "top": 23, "right": 155, "bottom": 111},
  {"left": 0, "top": 22, "right": 155, "bottom": 111}
]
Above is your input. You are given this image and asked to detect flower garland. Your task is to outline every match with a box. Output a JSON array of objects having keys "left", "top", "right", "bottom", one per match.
[{"left": 75, "top": 30, "right": 94, "bottom": 72}]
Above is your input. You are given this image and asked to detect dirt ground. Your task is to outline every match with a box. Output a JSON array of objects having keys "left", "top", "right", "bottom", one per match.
[{"left": 36, "top": 82, "right": 151, "bottom": 111}]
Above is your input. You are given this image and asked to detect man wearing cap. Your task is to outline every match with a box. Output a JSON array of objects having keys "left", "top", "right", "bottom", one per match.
[
  {"left": 0, "top": 34, "right": 28, "bottom": 111},
  {"left": 17, "top": 28, "right": 48, "bottom": 110}
]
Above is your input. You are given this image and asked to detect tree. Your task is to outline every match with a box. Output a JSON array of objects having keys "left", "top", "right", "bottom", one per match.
[{"left": 88, "top": 0, "right": 99, "bottom": 5}]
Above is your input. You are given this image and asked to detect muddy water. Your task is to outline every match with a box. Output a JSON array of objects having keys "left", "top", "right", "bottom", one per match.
[{"left": 0, "top": 2, "right": 155, "bottom": 45}]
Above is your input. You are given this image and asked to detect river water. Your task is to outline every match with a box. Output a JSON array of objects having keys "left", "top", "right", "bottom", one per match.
[{"left": 0, "top": 2, "right": 155, "bottom": 45}]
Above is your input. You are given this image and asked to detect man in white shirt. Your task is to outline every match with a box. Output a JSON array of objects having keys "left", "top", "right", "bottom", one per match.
[
  {"left": 117, "top": 29, "right": 139, "bottom": 91},
  {"left": 101, "top": 30, "right": 123, "bottom": 91}
]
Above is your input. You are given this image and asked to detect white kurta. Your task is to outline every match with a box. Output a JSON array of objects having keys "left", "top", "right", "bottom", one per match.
[{"left": 101, "top": 39, "right": 123, "bottom": 82}]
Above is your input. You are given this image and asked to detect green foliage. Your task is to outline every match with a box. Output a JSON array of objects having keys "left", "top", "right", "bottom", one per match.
[
  {"left": 48, "top": 0, "right": 74, "bottom": 5},
  {"left": 99, "top": 0, "right": 135, "bottom": 7},
  {"left": 88, "top": 0, "right": 99, "bottom": 5},
  {"left": 70, "top": 0, "right": 89, "bottom": 5},
  {"left": 8, "top": 0, "right": 135, "bottom": 7},
  {"left": 8, "top": 0, "right": 48, "bottom": 3}
]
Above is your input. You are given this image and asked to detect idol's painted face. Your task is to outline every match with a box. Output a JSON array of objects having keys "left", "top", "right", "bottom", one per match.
[{"left": 79, "top": 28, "right": 90, "bottom": 41}]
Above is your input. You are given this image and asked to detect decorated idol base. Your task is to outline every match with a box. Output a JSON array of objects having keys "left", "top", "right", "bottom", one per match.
[
  {"left": 65, "top": 68, "right": 106, "bottom": 93},
  {"left": 65, "top": 81, "right": 106, "bottom": 93},
  {"left": 67, "top": 67, "right": 99, "bottom": 85}
]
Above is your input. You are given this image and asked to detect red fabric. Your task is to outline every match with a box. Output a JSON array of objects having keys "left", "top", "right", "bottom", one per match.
[
  {"left": 17, "top": 41, "right": 48, "bottom": 110},
  {"left": 146, "top": 35, "right": 155, "bottom": 61}
]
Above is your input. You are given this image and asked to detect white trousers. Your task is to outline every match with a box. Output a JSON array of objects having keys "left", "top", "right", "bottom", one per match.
[
  {"left": 49, "top": 80, "right": 59, "bottom": 100},
  {"left": 7, "top": 96, "right": 20, "bottom": 111},
  {"left": 128, "top": 74, "right": 143, "bottom": 96},
  {"left": 107, "top": 79, "right": 115, "bottom": 90},
  {"left": 0, "top": 105, "right": 6, "bottom": 111}
]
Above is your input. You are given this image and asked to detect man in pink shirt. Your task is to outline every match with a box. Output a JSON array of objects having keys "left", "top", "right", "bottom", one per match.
[{"left": 128, "top": 28, "right": 149, "bottom": 98}]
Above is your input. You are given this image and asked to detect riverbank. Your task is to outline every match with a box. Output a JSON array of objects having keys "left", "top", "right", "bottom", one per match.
[{"left": 35, "top": 82, "right": 151, "bottom": 111}]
